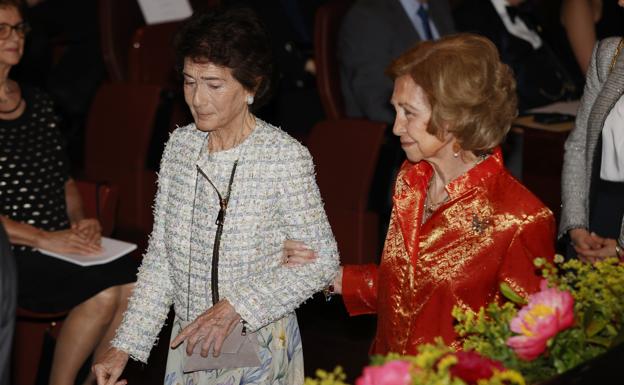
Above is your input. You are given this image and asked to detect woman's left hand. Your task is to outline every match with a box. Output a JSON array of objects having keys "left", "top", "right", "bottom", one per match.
[
  {"left": 170, "top": 300, "right": 241, "bottom": 357},
  {"left": 71, "top": 218, "right": 102, "bottom": 245}
]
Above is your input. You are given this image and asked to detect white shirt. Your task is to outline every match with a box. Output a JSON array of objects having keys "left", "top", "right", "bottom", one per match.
[
  {"left": 601, "top": 95, "right": 624, "bottom": 181},
  {"left": 489, "top": 0, "right": 542, "bottom": 49},
  {"left": 399, "top": 0, "right": 440, "bottom": 40}
]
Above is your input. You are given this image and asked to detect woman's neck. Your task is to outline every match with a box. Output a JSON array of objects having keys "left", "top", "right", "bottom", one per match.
[
  {"left": 426, "top": 146, "right": 481, "bottom": 192},
  {"left": 208, "top": 112, "right": 256, "bottom": 153}
]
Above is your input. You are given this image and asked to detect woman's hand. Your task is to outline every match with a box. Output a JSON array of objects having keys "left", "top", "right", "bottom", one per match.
[
  {"left": 92, "top": 347, "right": 129, "bottom": 385},
  {"left": 575, "top": 237, "right": 621, "bottom": 261},
  {"left": 72, "top": 218, "right": 102, "bottom": 245},
  {"left": 170, "top": 300, "right": 241, "bottom": 358},
  {"left": 282, "top": 239, "right": 317, "bottom": 266},
  {"left": 570, "top": 228, "right": 603, "bottom": 260},
  {"left": 38, "top": 228, "right": 102, "bottom": 255}
]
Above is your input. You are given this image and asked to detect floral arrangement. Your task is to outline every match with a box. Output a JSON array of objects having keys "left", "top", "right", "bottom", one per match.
[
  {"left": 306, "top": 256, "right": 624, "bottom": 385},
  {"left": 454, "top": 256, "right": 624, "bottom": 384},
  {"left": 304, "top": 341, "right": 525, "bottom": 385}
]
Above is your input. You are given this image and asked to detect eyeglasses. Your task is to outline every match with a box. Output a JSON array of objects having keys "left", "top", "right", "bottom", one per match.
[{"left": 0, "top": 22, "right": 30, "bottom": 39}]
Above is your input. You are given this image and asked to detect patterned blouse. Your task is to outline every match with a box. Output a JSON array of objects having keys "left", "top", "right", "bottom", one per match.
[{"left": 112, "top": 119, "right": 339, "bottom": 363}]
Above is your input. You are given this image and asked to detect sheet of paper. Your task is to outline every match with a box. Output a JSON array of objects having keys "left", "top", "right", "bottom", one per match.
[
  {"left": 137, "top": 0, "right": 193, "bottom": 25},
  {"left": 38, "top": 237, "right": 137, "bottom": 267},
  {"left": 527, "top": 100, "right": 581, "bottom": 117}
]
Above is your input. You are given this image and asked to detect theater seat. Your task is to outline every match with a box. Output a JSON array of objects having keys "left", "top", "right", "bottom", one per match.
[
  {"left": 12, "top": 181, "right": 118, "bottom": 385},
  {"left": 314, "top": 0, "right": 352, "bottom": 120},
  {"left": 83, "top": 83, "right": 164, "bottom": 252},
  {"left": 306, "top": 119, "right": 386, "bottom": 265}
]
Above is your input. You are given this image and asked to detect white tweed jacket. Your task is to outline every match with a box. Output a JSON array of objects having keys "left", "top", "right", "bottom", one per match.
[
  {"left": 112, "top": 119, "right": 340, "bottom": 362},
  {"left": 560, "top": 37, "right": 624, "bottom": 246}
]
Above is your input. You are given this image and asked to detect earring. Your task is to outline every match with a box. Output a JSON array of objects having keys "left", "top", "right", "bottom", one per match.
[
  {"left": 246, "top": 95, "right": 254, "bottom": 105},
  {"left": 452, "top": 142, "right": 461, "bottom": 158}
]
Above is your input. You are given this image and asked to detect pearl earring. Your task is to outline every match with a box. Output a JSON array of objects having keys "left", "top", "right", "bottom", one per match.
[
  {"left": 246, "top": 95, "right": 254, "bottom": 105},
  {"left": 453, "top": 152, "right": 459, "bottom": 158}
]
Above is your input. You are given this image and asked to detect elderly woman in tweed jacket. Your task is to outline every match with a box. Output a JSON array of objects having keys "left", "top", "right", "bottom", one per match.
[
  {"left": 93, "top": 7, "right": 339, "bottom": 385},
  {"left": 561, "top": 34, "right": 624, "bottom": 261}
]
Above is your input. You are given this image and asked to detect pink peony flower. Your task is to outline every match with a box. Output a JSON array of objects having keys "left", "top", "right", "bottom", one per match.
[
  {"left": 506, "top": 280, "right": 575, "bottom": 361},
  {"left": 355, "top": 360, "right": 412, "bottom": 385},
  {"left": 449, "top": 351, "right": 505, "bottom": 384}
]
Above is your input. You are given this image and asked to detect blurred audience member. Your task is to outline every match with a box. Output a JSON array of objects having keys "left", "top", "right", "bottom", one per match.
[
  {"left": 0, "top": 2, "right": 135, "bottom": 385},
  {"left": 454, "top": 0, "right": 578, "bottom": 112},
  {"left": 560, "top": 34, "right": 624, "bottom": 262},
  {"left": 0, "top": 223, "right": 15, "bottom": 385},
  {"left": 561, "top": 0, "right": 624, "bottom": 76},
  {"left": 225, "top": 0, "right": 327, "bottom": 140},
  {"left": 339, "top": 0, "right": 455, "bottom": 124},
  {"left": 12, "top": 0, "right": 105, "bottom": 170}
]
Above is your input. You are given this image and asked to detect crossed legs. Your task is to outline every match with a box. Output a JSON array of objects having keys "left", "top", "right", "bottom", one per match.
[{"left": 49, "top": 283, "right": 134, "bottom": 385}]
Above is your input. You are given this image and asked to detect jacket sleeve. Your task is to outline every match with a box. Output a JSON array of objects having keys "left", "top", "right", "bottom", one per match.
[
  {"left": 342, "top": 263, "right": 378, "bottom": 315},
  {"left": 559, "top": 42, "right": 604, "bottom": 238},
  {"left": 226, "top": 146, "right": 340, "bottom": 331},
  {"left": 111, "top": 136, "right": 175, "bottom": 363},
  {"left": 337, "top": 4, "right": 396, "bottom": 124},
  {"left": 498, "top": 207, "right": 555, "bottom": 298}
]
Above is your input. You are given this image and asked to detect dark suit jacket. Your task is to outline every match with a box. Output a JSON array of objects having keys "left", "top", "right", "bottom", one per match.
[
  {"left": 0, "top": 224, "right": 15, "bottom": 385},
  {"left": 338, "top": 0, "right": 455, "bottom": 124},
  {"left": 453, "top": 0, "right": 578, "bottom": 110}
]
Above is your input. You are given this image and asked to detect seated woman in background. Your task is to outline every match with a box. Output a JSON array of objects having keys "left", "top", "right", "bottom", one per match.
[
  {"left": 286, "top": 34, "right": 555, "bottom": 353},
  {"left": 560, "top": 32, "right": 624, "bottom": 261},
  {"left": 561, "top": 0, "right": 624, "bottom": 75},
  {"left": 0, "top": 1, "right": 136, "bottom": 384}
]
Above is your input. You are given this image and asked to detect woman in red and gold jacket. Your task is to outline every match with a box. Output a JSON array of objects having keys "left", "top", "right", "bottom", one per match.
[{"left": 286, "top": 33, "right": 555, "bottom": 355}]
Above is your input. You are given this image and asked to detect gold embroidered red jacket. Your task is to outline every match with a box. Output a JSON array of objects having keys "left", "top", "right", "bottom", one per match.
[{"left": 342, "top": 148, "right": 555, "bottom": 354}]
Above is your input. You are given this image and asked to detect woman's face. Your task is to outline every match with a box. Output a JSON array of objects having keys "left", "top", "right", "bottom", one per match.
[
  {"left": 391, "top": 75, "right": 451, "bottom": 163},
  {"left": 619, "top": 0, "right": 624, "bottom": 8},
  {"left": 182, "top": 58, "right": 252, "bottom": 133},
  {"left": 0, "top": 6, "right": 24, "bottom": 67}
]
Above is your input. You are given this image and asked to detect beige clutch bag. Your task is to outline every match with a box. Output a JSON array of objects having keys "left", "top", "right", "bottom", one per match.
[{"left": 183, "top": 322, "right": 261, "bottom": 373}]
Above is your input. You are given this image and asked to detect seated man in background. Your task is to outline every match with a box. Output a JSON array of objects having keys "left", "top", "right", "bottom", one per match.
[
  {"left": 339, "top": 0, "right": 455, "bottom": 124},
  {"left": 453, "top": 0, "right": 579, "bottom": 111},
  {"left": 0, "top": 223, "right": 15, "bottom": 385}
]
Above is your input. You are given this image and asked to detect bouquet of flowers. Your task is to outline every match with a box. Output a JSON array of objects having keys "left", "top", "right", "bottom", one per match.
[
  {"left": 454, "top": 256, "right": 624, "bottom": 384},
  {"left": 304, "top": 341, "right": 525, "bottom": 385},
  {"left": 306, "top": 256, "right": 624, "bottom": 385}
]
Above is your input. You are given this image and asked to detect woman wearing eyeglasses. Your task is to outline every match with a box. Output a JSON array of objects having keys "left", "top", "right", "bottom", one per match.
[{"left": 0, "top": 1, "right": 137, "bottom": 385}]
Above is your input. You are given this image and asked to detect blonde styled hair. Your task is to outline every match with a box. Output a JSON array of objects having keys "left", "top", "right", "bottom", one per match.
[{"left": 387, "top": 33, "right": 517, "bottom": 155}]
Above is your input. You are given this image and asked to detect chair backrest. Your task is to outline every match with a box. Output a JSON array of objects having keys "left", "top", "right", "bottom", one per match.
[
  {"left": 128, "top": 21, "right": 182, "bottom": 86},
  {"left": 83, "top": 83, "right": 163, "bottom": 246},
  {"left": 74, "top": 180, "right": 119, "bottom": 237},
  {"left": 99, "top": 0, "right": 145, "bottom": 81},
  {"left": 314, "top": 0, "right": 352, "bottom": 120},
  {"left": 307, "top": 118, "right": 386, "bottom": 211},
  {"left": 306, "top": 119, "right": 386, "bottom": 264}
]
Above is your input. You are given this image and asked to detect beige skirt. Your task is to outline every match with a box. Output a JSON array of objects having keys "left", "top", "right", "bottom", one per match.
[{"left": 164, "top": 312, "right": 304, "bottom": 385}]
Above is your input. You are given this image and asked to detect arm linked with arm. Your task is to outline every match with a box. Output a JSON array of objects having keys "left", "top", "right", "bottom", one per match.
[{"left": 226, "top": 147, "right": 339, "bottom": 331}]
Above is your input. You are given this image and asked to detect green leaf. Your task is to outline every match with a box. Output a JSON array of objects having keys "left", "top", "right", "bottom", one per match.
[
  {"left": 499, "top": 282, "right": 527, "bottom": 305},
  {"left": 585, "top": 317, "right": 609, "bottom": 337}
]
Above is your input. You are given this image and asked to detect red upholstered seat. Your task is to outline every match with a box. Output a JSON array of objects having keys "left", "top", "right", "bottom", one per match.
[
  {"left": 306, "top": 119, "right": 386, "bottom": 265},
  {"left": 314, "top": 0, "right": 352, "bottom": 120}
]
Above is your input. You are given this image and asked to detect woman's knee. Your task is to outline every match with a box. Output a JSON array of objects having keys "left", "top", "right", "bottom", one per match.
[{"left": 76, "top": 286, "right": 123, "bottom": 319}]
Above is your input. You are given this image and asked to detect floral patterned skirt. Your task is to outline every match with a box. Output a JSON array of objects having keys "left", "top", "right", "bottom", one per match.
[{"left": 164, "top": 312, "right": 304, "bottom": 385}]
